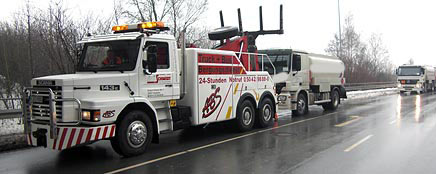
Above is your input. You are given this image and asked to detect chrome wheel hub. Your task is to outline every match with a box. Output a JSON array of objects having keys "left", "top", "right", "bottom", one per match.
[
  {"left": 298, "top": 98, "right": 306, "bottom": 113},
  {"left": 263, "top": 104, "right": 272, "bottom": 121},
  {"left": 242, "top": 107, "right": 253, "bottom": 126},
  {"left": 127, "top": 120, "right": 147, "bottom": 148},
  {"left": 333, "top": 94, "right": 339, "bottom": 107}
]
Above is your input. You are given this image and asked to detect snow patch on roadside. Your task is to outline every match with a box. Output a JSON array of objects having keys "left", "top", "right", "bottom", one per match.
[{"left": 346, "top": 88, "right": 399, "bottom": 100}]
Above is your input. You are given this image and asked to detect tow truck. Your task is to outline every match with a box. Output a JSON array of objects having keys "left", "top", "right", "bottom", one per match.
[{"left": 23, "top": 6, "right": 282, "bottom": 157}]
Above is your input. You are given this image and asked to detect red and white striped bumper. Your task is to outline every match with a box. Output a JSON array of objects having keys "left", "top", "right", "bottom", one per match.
[{"left": 27, "top": 124, "right": 116, "bottom": 150}]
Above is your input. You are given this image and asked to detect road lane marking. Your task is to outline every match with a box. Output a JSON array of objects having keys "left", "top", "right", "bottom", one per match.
[
  {"left": 335, "top": 116, "right": 361, "bottom": 127},
  {"left": 105, "top": 112, "right": 339, "bottom": 174},
  {"left": 344, "top": 134, "right": 373, "bottom": 152}
]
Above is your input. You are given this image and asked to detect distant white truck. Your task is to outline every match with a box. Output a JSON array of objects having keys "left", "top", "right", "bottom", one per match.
[
  {"left": 396, "top": 65, "right": 435, "bottom": 94},
  {"left": 259, "top": 49, "right": 347, "bottom": 116}
]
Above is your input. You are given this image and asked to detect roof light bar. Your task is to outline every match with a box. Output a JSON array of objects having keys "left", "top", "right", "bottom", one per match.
[
  {"left": 138, "top": 22, "right": 165, "bottom": 29},
  {"left": 111, "top": 22, "right": 168, "bottom": 33},
  {"left": 111, "top": 25, "right": 128, "bottom": 32}
]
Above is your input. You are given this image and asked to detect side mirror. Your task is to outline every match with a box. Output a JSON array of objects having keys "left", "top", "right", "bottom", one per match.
[
  {"left": 395, "top": 68, "right": 398, "bottom": 75},
  {"left": 143, "top": 45, "right": 157, "bottom": 74}
]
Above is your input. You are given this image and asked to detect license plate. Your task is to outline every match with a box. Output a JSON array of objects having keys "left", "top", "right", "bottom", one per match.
[{"left": 33, "top": 96, "right": 43, "bottom": 103}]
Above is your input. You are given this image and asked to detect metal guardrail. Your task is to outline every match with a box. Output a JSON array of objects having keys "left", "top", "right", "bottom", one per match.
[
  {"left": 0, "top": 109, "right": 22, "bottom": 119},
  {"left": 344, "top": 82, "right": 397, "bottom": 91},
  {"left": 0, "top": 97, "right": 22, "bottom": 120}
]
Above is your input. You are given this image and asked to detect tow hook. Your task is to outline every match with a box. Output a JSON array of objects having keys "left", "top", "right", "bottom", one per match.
[{"left": 32, "top": 129, "right": 48, "bottom": 147}]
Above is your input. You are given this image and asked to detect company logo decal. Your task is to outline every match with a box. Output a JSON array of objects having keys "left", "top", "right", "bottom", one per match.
[
  {"left": 102, "top": 110, "right": 115, "bottom": 118},
  {"left": 202, "top": 87, "right": 222, "bottom": 118},
  {"left": 198, "top": 53, "right": 239, "bottom": 64},
  {"left": 147, "top": 75, "right": 172, "bottom": 84},
  {"left": 36, "top": 80, "right": 55, "bottom": 86}
]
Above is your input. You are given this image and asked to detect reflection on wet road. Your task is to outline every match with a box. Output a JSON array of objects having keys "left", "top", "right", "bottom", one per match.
[{"left": 1, "top": 92, "right": 436, "bottom": 174}]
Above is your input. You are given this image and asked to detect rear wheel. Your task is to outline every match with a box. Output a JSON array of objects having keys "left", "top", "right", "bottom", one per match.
[
  {"left": 256, "top": 98, "right": 274, "bottom": 128},
  {"left": 234, "top": 100, "right": 255, "bottom": 132},
  {"left": 292, "top": 93, "right": 308, "bottom": 116},
  {"left": 110, "top": 110, "right": 153, "bottom": 157},
  {"left": 323, "top": 90, "right": 340, "bottom": 111}
]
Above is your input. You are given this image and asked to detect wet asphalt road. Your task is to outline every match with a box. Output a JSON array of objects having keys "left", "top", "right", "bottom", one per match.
[{"left": 1, "top": 92, "right": 436, "bottom": 174}]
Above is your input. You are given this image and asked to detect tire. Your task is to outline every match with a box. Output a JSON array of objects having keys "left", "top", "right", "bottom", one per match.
[
  {"left": 234, "top": 100, "right": 255, "bottom": 132},
  {"left": 399, "top": 91, "right": 405, "bottom": 96},
  {"left": 208, "top": 26, "right": 239, "bottom": 40},
  {"left": 423, "top": 84, "right": 427, "bottom": 93},
  {"left": 292, "top": 93, "right": 308, "bottom": 116},
  {"left": 256, "top": 98, "right": 274, "bottom": 128},
  {"left": 323, "top": 90, "right": 340, "bottom": 111},
  {"left": 110, "top": 110, "right": 153, "bottom": 157}
]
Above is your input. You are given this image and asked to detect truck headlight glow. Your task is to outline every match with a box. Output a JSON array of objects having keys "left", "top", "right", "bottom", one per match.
[
  {"left": 397, "top": 83, "right": 402, "bottom": 88},
  {"left": 416, "top": 83, "right": 422, "bottom": 88},
  {"left": 82, "top": 111, "right": 91, "bottom": 121},
  {"left": 82, "top": 110, "right": 100, "bottom": 122},
  {"left": 278, "top": 95, "right": 287, "bottom": 101}
]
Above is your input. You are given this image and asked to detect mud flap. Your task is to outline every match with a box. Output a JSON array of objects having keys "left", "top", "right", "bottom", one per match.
[
  {"left": 339, "top": 86, "right": 347, "bottom": 99},
  {"left": 33, "top": 129, "right": 48, "bottom": 147}
]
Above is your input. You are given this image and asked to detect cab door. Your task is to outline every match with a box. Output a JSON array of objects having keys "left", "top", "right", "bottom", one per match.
[{"left": 139, "top": 40, "right": 175, "bottom": 101}]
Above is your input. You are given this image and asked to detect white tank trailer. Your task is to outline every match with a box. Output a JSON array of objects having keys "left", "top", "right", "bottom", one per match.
[{"left": 259, "top": 49, "right": 347, "bottom": 116}]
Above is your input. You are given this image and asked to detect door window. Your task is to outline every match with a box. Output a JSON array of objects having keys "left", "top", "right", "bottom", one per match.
[{"left": 145, "top": 41, "right": 170, "bottom": 69}]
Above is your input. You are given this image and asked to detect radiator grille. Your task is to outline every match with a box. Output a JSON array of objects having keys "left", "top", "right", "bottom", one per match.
[{"left": 30, "top": 86, "right": 62, "bottom": 120}]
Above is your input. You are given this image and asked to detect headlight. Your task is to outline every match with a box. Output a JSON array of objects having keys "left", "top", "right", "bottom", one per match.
[
  {"left": 82, "top": 110, "right": 101, "bottom": 122},
  {"left": 416, "top": 83, "right": 422, "bottom": 88},
  {"left": 397, "top": 83, "right": 402, "bottom": 88},
  {"left": 82, "top": 111, "right": 91, "bottom": 120},
  {"left": 278, "top": 95, "right": 287, "bottom": 101}
]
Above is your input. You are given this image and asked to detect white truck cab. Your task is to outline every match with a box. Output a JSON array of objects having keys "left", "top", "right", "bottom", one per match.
[
  {"left": 396, "top": 65, "right": 435, "bottom": 94},
  {"left": 259, "top": 49, "right": 347, "bottom": 116},
  {"left": 24, "top": 22, "right": 277, "bottom": 157}
]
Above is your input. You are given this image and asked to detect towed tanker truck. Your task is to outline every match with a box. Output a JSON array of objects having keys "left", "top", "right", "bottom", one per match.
[
  {"left": 396, "top": 64, "right": 435, "bottom": 94},
  {"left": 23, "top": 6, "right": 283, "bottom": 157},
  {"left": 258, "top": 49, "right": 347, "bottom": 116}
]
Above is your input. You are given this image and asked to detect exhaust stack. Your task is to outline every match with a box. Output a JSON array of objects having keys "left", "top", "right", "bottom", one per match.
[{"left": 180, "top": 30, "right": 187, "bottom": 99}]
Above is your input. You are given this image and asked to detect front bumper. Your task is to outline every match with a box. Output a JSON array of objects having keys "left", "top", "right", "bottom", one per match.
[
  {"left": 277, "top": 93, "right": 297, "bottom": 110},
  {"left": 398, "top": 85, "right": 422, "bottom": 93},
  {"left": 27, "top": 123, "right": 116, "bottom": 150}
]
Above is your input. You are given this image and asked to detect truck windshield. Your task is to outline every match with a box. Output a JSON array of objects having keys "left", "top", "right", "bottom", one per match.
[
  {"left": 398, "top": 67, "right": 422, "bottom": 76},
  {"left": 78, "top": 40, "right": 141, "bottom": 72},
  {"left": 261, "top": 54, "right": 290, "bottom": 75}
]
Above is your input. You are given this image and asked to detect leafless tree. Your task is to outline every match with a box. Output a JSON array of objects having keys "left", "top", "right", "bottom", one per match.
[
  {"left": 326, "top": 15, "right": 395, "bottom": 83},
  {"left": 0, "top": 0, "right": 211, "bottom": 103},
  {"left": 0, "top": 0, "right": 114, "bottom": 101},
  {"left": 119, "top": 0, "right": 209, "bottom": 46}
]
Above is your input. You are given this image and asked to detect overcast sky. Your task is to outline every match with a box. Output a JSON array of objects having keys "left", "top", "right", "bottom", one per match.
[{"left": 1, "top": 0, "right": 435, "bottom": 66}]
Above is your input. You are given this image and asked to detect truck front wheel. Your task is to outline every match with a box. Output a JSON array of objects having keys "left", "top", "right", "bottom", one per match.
[
  {"left": 110, "top": 110, "right": 153, "bottom": 157},
  {"left": 292, "top": 93, "right": 308, "bottom": 116}
]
